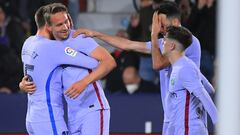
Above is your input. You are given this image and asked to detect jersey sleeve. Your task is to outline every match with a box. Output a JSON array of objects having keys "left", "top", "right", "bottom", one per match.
[
  {"left": 71, "top": 35, "right": 99, "bottom": 56},
  {"left": 52, "top": 45, "right": 98, "bottom": 69},
  {"left": 200, "top": 72, "right": 215, "bottom": 94},
  {"left": 184, "top": 36, "right": 201, "bottom": 68},
  {"left": 146, "top": 38, "right": 164, "bottom": 52},
  {"left": 179, "top": 66, "right": 218, "bottom": 124}
]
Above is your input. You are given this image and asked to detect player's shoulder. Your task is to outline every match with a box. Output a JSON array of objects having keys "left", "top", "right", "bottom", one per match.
[
  {"left": 185, "top": 35, "right": 201, "bottom": 54},
  {"left": 24, "top": 35, "right": 35, "bottom": 44},
  {"left": 69, "top": 30, "right": 89, "bottom": 39},
  {"left": 22, "top": 35, "right": 37, "bottom": 48},
  {"left": 67, "top": 32, "right": 94, "bottom": 43},
  {"left": 191, "top": 35, "right": 200, "bottom": 45},
  {"left": 179, "top": 56, "right": 197, "bottom": 70},
  {"left": 178, "top": 60, "right": 198, "bottom": 79}
]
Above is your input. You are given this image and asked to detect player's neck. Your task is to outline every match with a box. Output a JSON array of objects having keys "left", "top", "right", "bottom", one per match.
[
  {"left": 168, "top": 51, "right": 183, "bottom": 65},
  {"left": 36, "top": 28, "right": 50, "bottom": 39}
]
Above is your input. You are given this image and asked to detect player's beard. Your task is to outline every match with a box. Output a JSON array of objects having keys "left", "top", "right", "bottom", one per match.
[
  {"left": 53, "top": 29, "right": 70, "bottom": 40},
  {"left": 59, "top": 30, "right": 70, "bottom": 40}
]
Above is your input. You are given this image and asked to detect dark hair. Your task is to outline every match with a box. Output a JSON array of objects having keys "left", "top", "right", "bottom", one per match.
[
  {"left": 166, "top": 26, "right": 192, "bottom": 50},
  {"left": 44, "top": 3, "right": 68, "bottom": 25},
  {"left": 34, "top": 6, "right": 47, "bottom": 28},
  {"left": 157, "top": 1, "right": 181, "bottom": 20}
]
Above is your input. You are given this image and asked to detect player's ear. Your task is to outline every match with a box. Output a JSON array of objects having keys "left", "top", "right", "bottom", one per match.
[
  {"left": 170, "top": 41, "right": 175, "bottom": 50},
  {"left": 172, "top": 18, "right": 180, "bottom": 26},
  {"left": 67, "top": 13, "right": 73, "bottom": 29},
  {"left": 45, "top": 23, "right": 52, "bottom": 31}
]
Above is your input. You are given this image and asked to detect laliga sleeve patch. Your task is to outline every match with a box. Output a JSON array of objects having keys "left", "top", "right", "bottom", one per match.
[{"left": 65, "top": 47, "right": 77, "bottom": 57}]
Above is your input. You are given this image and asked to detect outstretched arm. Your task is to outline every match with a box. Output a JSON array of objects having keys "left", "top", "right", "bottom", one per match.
[{"left": 73, "top": 28, "right": 150, "bottom": 54}]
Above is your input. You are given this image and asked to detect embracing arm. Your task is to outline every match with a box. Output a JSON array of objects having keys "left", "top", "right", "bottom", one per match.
[
  {"left": 19, "top": 76, "right": 36, "bottom": 94},
  {"left": 82, "top": 46, "right": 116, "bottom": 84},
  {"left": 64, "top": 46, "right": 116, "bottom": 99}
]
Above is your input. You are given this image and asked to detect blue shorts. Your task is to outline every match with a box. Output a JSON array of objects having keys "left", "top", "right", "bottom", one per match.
[
  {"left": 26, "top": 120, "right": 68, "bottom": 135},
  {"left": 68, "top": 109, "right": 110, "bottom": 135}
]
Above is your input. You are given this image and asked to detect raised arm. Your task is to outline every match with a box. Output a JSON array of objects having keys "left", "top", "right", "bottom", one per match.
[
  {"left": 65, "top": 46, "right": 116, "bottom": 99},
  {"left": 73, "top": 28, "right": 150, "bottom": 54},
  {"left": 151, "top": 12, "right": 170, "bottom": 70}
]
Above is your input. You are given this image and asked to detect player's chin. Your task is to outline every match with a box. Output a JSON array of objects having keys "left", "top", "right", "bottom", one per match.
[{"left": 60, "top": 32, "right": 69, "bottom": 39}]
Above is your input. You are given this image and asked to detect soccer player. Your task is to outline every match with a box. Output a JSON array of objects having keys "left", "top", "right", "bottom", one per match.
[
  {"left": 20, "top": 3, "right": 115, "bottom": 135},
  {"left": 159, "top": 26, "right": 217, "bottom": 135},
  {"left": 45, "top": 3, "right": 113, "bottom": 135},
  {"left": 73, "top": 1, "right": 215, "bottom": 135}
]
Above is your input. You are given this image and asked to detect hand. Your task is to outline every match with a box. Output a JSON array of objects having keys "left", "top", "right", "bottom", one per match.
[
  {"left": 19, "top": 76, "right": 36, "bottom": 94},
  {"left": 151, "top": 11, "right": 161, "bottom": 37},
  {"left": 64, "top": 79, "right": 88, "bottom": 99},
  {"left": 159, "top": 13, "right": 167, "bottom": 34},
  {"left": 73, "top": 28, "right": 98, "bottom": 38},
  {"left": 151, "top": 12, "right": 166, "bottom": 36}
]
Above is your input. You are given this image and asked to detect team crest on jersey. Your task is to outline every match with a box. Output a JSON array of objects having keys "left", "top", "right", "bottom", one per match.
[
  {"left": 65, "top": 47, "right": 77, "bottom": 57},
  {"left": 170, "top": 78, "right": 175, "bottom": 86}
]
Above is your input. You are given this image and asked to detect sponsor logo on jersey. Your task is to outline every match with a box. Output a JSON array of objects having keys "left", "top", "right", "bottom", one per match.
[{"left": 65, "top": 47, "right": 77, "bottom": 57}]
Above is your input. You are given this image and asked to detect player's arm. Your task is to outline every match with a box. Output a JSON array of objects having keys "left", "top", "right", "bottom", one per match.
[
  {"left": 180, "top": 67, "right": 218, "bottom": 124},
  {"left": 151, "top": 12, "right": 170, "bottom": 70},
  {"left": 19, "top": 75, "right": 36, "bottom": 94},
  {"left": 200, "top": 72, "right": 215, "bottom": 94},
  {"left": 73, "top": 28, "right": 150, "bottom": 54},
  {"left": 192, "top": 85, "right": 218, "bottom": 124},
  {"left": 55, "top": 45, "right": 99, "bottom": 69},
  {"left": 65, "top": 46, "right": 116, "bottom": 99}
]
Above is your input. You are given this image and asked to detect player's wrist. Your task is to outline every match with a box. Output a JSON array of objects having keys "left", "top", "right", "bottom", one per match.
[
  {"left": 81, "top": 78, "right": 90, "bottom": 86},
  {"left": 151, "top": 32, "right": 159, "bottom": 38}
]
